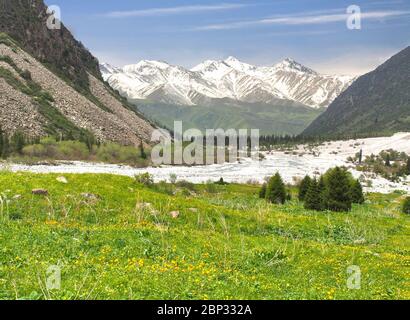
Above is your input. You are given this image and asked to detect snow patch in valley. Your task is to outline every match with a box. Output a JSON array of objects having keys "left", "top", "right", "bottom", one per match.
[{"left": 2, "top": 133, "right": 410, "bottom": 194}]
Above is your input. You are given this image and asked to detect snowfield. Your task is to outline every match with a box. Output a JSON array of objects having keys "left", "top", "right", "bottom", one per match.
[{"left": 2, "top": 133, "right": 410, "bottom": 194}]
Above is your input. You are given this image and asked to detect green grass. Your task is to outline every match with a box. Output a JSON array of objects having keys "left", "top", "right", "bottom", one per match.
[{"left": 0, "top": 172, "right": 408, "bottom": 300}]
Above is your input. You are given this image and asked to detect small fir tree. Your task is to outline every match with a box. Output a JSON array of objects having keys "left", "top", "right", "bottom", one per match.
[
  {"left": 326, "top": 167, "right": 352, "bottom": 212},
  {"left": 403, "top": 197, "right": 410, "bottom": 214},
  {"left": 406, "top": 158, "right": 410, "bottom": 175},
  {"left": 318, "top": 176, "right": 327, "bottom": 211},
  {"left": 350, "top": 179, "right": 365, "bottom": 204},
  {"left": 385, "top": 154, "right": 391, "bottom": 167},
  {"left": 265, "top": 173, "right": 286, "bottom": 204},
  {"left": 304, "top": 179, "right": 321, "bottom": 210},
  {"left": 140, "top": 142, "right": 147, "bottom": 159},
  {"left": 298, "top": 175, "right": 312, "bottom": 201},
  {"left": 259, "top": 183, "right": 267, "bottom": 199}
]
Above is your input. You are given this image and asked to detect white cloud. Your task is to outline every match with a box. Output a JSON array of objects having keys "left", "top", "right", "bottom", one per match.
[
  {"left": 103, "top": 3, "right": 247, "bottom": 18},
  {"left": 196, "top": 10, "right": 410, "bottom": 30}
]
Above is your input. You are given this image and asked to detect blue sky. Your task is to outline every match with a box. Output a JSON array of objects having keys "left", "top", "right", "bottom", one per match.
[{"left": 45, "top": 0, "right": 410, "bottom": 75}]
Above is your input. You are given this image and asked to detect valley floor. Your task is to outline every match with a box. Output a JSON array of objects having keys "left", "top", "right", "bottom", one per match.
[
  {"left": 3, "top": 132, "right": 410, "bottom": 194},
  {"left": 0, "top": 172, "right": 409, "bottom": 300}
]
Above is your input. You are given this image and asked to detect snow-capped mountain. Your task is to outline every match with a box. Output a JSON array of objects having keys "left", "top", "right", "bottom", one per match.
[{"left": 101, "top": 57, "right": 355, "bottom": 109}]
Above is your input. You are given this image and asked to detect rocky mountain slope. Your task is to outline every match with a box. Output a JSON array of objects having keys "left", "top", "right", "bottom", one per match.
[
  {"left": 101, "top": 57, "right": 354, "bottom": 109},
  {"left": 0, "top": 0, "right": 99, "bottom": 93},
  {"left": 0, "top": 0, "right": 156, "bottom": 145},
  {"left": 303, "top": 46, "right": 410, "bottom": 137}
]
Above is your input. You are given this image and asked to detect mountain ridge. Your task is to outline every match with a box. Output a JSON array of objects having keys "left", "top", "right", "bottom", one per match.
[
  {"left": 101, "top": 57, "right": 355, "bottom": 109},
  {"left": 0, "top": 0, "right": 156, "bottom": 145},
  {"left": 303, "top": 46, "right": 410, "bottom": 137}
]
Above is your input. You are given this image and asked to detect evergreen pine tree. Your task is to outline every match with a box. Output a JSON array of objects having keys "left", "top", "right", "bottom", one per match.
[
  {"left": 304, "top": 178, "right": 323, "bottom": 211},
  {"left": 350, "top": 179, "right": 365, "bottom": 204},
  {"left": 1, "top": 132, "right": 10, "bottom": 159},
  {"left": 259, "top": 183, "right": 267, "bottom": 199},
  {"left": 265, "top": 173, "right": 286, "bottom": 204},
  {"left": 298, "top": 175, "right": 312, "bottom": 201},
  {"left": 318, "top": 176, "right": 327, "bottom": 211},
  {"left": 326, "top": 167, "right": 352, "bottom": 212},
  {"left": 406, "top": 158, "right": 410, "bottom": 175},
  {"left": 385, "top": 154, "right": 391, "bottom": 167},
  {"left": 11, "top": 131, "right": 25, "bottom": 155},
  {"left": 0, "top": 127, "right": 4, "bottom": 159},
  {"left": 140, "top": 142, "right": 147, "bottom": 159},
  {"left": 403, "top": 197, "right": 410, "bottom": 214}
]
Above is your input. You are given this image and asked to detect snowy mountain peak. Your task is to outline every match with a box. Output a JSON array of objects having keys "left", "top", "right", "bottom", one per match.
[
  {"left": 274, "top": 58, "right": 317, "bottom": 74},
  {"left": 100, "top": 63, "right": 121, "bottom": 81},
  {"left": 101, "top": 57, "right": 356, "bottom": 109}
]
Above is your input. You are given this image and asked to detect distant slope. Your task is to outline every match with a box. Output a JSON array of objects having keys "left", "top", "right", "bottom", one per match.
[
  {"left": 135, "top": 99, "right": 323, "bottom": 136},
  {"left": 303, "top": 46, "right": 410, "bottom": 137}
]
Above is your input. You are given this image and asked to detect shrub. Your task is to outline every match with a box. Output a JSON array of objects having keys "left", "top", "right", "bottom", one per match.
[
  {"left": 57, "top": 141, "right": 89, "bottom": 159},
  {"left": 176, "top": 180, "right": 196, "bottom": 191},
  {"left": 96, "top": 143, "right": 145, "bottom": 165},
  {"left": 153, "top": 181, "right": 175, "bottom": 195},
  {"left": 205, "top": 181, "right": 217, "bottom": 193},
  {"left": 265, "top": 173, "right": 286, "bottom": 204},
  {"left": 22, "top": 144, "right": 47, "bottom": 158},
  {"left": 134, "top": 173, "right": 154, "bottom": 186},
  {"left": 403, "top": 197, "right": 410, "bottom": 214}
]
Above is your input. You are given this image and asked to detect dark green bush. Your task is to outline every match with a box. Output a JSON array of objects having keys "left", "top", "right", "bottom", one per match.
[{"left": 403, "top": 197, "right": 410, "bottom": 214}]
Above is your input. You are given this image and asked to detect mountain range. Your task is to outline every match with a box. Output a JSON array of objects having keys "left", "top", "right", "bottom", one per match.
[
  {"left": 303, "top": 46, "right": 410, "bottom": 137},
  {"left": 101, "top": 57, "right": 354, "bottom": 109},
  {"left": 101, "top": 57, "right": 354, "bottom": 135}
]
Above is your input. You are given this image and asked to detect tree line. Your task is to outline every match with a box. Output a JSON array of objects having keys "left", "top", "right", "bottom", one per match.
[{"left": 259, "top": 167, "right": 365, "bottom": 212}]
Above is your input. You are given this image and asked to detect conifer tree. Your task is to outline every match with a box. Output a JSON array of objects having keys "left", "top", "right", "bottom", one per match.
[
  {"left": 385, "top": 154, "right": 391, "bottom": 167},
  {"left": 406, "top": 158, "right": 410, "bottom": 175},
  {"left": 259, "top": 183, "right": 267, "bottom": 199},
  {"left": 0, "top": 127, "right": 4, "bottom": 159},
  {"left": 140, "top": 142, "right": 147, "bottom": 159},
  {"left": 11, "top": 131, "right": 25, "bottom": 155},
  {"left": 298, "top": 175, "right": 312, "bottom": 201},
  {"left": 1, "top": 132, "right": 10, "bottom": 159},
  {"left": 304, "top": 178, "right": 320, "bottom": 210},
  {"left": 326, "top": 167, "right": 352, "bottom": 212},
  {"left": 265, "top": 173, "right": 286, "bottom": 204},
  {"left": 403, "top": 197, "right": 410, "bottom": 214},
  {"left": 350, "top": 179, "right": 365, "bottom": 204},
  {"left": 318, "top": 176, "right": 327, "bottom": 211}
]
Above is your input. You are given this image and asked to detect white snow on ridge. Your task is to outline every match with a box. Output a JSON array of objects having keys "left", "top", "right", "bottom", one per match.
[
  {"left": 100, "top": 57, "right": 356, "bottom": 109},
  {"left": 3, "top": 133, "right": 410, "bottom": 194}
]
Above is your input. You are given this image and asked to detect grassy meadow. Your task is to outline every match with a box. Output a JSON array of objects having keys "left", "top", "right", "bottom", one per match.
[{"left": 0, "top": 171, "right": 408, "bottom": 300}]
